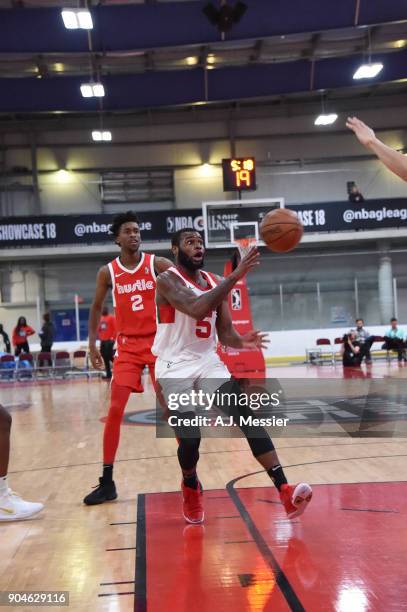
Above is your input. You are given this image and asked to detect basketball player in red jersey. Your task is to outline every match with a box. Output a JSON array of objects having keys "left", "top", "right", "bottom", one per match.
[
  {"left": 153, "top": 229, "right": 312, "bottom": 523},
  {"left": 83, "top": 211, "right": 172, "bottom": 505}
]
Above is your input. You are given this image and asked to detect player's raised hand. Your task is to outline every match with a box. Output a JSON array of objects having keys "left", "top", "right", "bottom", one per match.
[
  {"left": 233, "top": 246, "right": 260, "bottom": 280},
  {"left": 346, "top": 116, "right": 376, "bottom": 148},
  {"left": 89, "top": 346, "right": 104, "bottom": 370},
  {"left": 241, "top": 330, "right": 269, "bottom": 349}
]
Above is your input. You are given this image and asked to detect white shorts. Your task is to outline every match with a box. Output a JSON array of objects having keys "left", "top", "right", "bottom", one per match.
[{"left": 155, "top": 352, "right": 231, "bottom": 413}]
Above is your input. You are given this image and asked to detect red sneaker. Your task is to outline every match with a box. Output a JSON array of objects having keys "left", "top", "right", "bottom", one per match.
[
  {"left": 181, "top": 481, "right": 204, "bottom": 524},
  {"left": 280, "top": 483, "right": 312, "bottom": 519}
]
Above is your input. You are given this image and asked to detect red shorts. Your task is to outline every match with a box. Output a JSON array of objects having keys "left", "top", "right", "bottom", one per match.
[{"left": 112, "top": 334, "right": 156, "bottom": 392}]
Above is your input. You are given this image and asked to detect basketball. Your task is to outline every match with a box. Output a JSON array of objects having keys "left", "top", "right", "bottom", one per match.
[{"left": 259, "top": 208, "right": 303, "bottom": 253}]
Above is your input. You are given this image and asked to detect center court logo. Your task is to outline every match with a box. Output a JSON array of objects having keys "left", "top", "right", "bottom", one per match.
[{"left": 103, "top": 410, "right": 157, "bottom": 426}]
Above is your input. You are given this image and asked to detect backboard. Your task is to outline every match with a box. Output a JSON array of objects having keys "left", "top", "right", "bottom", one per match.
[{"left": 202, "top": 198, "right": 284, "bottom": 249}]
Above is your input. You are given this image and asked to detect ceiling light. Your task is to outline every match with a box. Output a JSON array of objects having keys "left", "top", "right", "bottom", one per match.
[
  {"left": 80, "top": 84, "right": 93, "bottom": 98},
  {"left": 55, "top": 169, "right": 72, "bottom": 183},
  {"left": 200, "top": 163, "right": 213, "bottom": 176},
  {"left": 92, "top": 130, "right": 112, "bottom": 142},
  {"left": 186, "top": 56, "right": 198, "bottom": 66},
  {"left": 92, "top": 83, "right": 105, "bottom": 97},
  {"left": 314, "top": 113, "right": 338, "bottom": 126},
  {"left": 61, "top": 9, "right": 93, "bottom": 30},
  {"left": 207, "top": 54, "right": 216, "bottom": 64},
  {"left": 353, "top": 62, "right": 383, "bottom": 80},
  {"left": 77, "top": 11, "right": 93, "bottom": 29},
  {"left": 80, "top": 83, "right": 105, "bottom": 98},
  {"left": 61, "top": 10, "right": 77, "bottom": 29}
]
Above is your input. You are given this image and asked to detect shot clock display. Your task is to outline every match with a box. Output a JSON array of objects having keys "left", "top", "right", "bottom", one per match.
[{"left": 222, "top": 157, "right": 256, "bottom": 192}]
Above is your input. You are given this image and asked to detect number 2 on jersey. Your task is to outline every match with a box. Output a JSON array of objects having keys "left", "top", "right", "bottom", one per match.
[
  {"left": 131, "top": 294, "right": 144, "bottom": 311},
  {"left": 196, "top": 318, "right": 212, "bottom": 339}
]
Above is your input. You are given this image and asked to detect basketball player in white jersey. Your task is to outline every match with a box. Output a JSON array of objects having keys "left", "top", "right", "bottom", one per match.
[{"left": 152, "top": 229, "right": 312, "bottom": 524}]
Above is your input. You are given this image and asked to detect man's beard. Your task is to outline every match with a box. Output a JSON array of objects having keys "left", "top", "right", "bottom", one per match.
[{"left": 178, "top": 247, "right": 204, "bottom": 271}]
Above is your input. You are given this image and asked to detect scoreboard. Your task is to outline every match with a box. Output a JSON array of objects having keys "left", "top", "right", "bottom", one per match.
[{"left": 222, "top": 157, "right": 256, "bottom": 192}]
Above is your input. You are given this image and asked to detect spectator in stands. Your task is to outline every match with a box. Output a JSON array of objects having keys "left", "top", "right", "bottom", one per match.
[
  {"left": 342, "top": 330, "right": 361, "bottom": 367},
  {"left": 39, "top": 313, "right": 55, "bottom": 353},
  {"left": 354, "top": 318, "right": 374, "bottom": 364},
  {"left": 12, "top": 317, "right": 35, "bottom": 356},
  {"left": 38, "top": 313, "right": 55, "bottom": 367},
  {"left": 383, "top": 318, "right": 406, "bottom": 363},
  {"left": 348, "top": 184, "right": 364, "bottom": 203},
  {"left": 98, "top": 306, "right": 116, "bottom": 380},
  {"left": 0, "top": 324, "right": 11, "bottom": 354}
]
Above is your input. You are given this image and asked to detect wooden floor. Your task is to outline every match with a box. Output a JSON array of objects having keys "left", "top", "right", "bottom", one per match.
[{"left": 1, "top": 363, "right": 407, "bottom": 611}]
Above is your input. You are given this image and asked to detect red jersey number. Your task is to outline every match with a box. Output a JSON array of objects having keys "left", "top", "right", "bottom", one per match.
[{"left": 196, "top": 318, "right": 212, "bottom": 339}]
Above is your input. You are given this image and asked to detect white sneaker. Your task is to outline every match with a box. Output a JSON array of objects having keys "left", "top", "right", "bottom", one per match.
[{"left": 0, "top": 488, "right": 44, "bottom": 522}]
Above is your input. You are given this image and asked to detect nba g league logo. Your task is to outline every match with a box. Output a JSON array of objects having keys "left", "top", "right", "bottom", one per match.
[{"left": 232, "top": 288, "right": 242, "bottom": 310}]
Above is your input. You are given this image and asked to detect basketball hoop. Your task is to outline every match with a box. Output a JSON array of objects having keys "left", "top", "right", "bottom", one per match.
[
  {"left": 233, "top": 236, "right": 258, "bottom": 259},
  {"left": 230, "top": 221, "right": 259, "bottom": 258}
]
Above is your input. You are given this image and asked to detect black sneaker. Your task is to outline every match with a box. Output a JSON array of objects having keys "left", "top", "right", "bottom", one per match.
[{"left": 83, "top": 477, "right": 117, "bottom": 505}]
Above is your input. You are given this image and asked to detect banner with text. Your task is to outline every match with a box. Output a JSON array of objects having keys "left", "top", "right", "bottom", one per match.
[{"left": 1, "top": 198, "right": 406, "bottom": 249}]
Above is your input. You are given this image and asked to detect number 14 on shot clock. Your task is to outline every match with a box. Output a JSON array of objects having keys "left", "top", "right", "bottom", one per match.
[{"left": 222, "top": 157, "right": 256, "bottom": 191}]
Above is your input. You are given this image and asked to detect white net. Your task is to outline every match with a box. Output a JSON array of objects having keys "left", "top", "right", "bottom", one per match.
[{"left": 233, "top": 236, "right": 258, "bottom": 259}]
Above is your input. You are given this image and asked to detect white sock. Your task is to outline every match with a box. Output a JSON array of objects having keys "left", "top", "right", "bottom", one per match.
[{"left": 0, "top": 475, "right": 8, "bottom": 496}]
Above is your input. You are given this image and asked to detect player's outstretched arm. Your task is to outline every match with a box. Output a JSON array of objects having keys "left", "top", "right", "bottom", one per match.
[
  {"left": 157, "top": 247, "right": 260, "bottom": 321},
  {"left": 346, "top": 116, "right": 407, "bottom": 182},
  {"left": 216, "top": 300, "right": 269, "bottom": 349},
  {"left": 88, "top": 265, "right": 110, "bottom": 369}
]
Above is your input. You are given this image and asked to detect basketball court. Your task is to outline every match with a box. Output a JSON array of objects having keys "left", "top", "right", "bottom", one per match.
[
  {"left": 1, "top": 2, "right": 407, "bottom": 611},
  {"left": 1, "top": 360, "right": 407, "bottom": 611}
]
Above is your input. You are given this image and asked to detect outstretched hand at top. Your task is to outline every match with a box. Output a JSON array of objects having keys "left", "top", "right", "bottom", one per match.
[{"left": 346, "top": 116, "right": 376, "bottom": 148}]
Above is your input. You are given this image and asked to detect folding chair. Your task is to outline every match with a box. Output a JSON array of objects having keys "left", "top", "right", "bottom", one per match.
[
  {"left": 69, "top": 350, "right": 92, "bottom": 378},
  {"left": 370, "top": 336, "right": 386, "bottom": 362},
  {"left": 16, "top": 353, "right": 34, "bottom": 380},
  {"left": 316, "top": 338, "right": 335, "bottom": 365},
  {"left": 0, "top": 354, "right": 16, "bottom": 380},
  {"left": 35, "top": 351, "right": 53, "bottom": 378},
  {"left": 53, "top": 351, "right": 71, "bottom": 378},
  {"left": 380, "top": 337, "right": 406, "bottom": 363},
  {"left": 333, "top": 337, "right": 343, "bottom": 363}
]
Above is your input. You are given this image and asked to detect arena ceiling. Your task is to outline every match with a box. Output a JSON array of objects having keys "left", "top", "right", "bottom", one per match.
[{"left": 0, "top": 0, "right": 406, "bottom": 121}]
